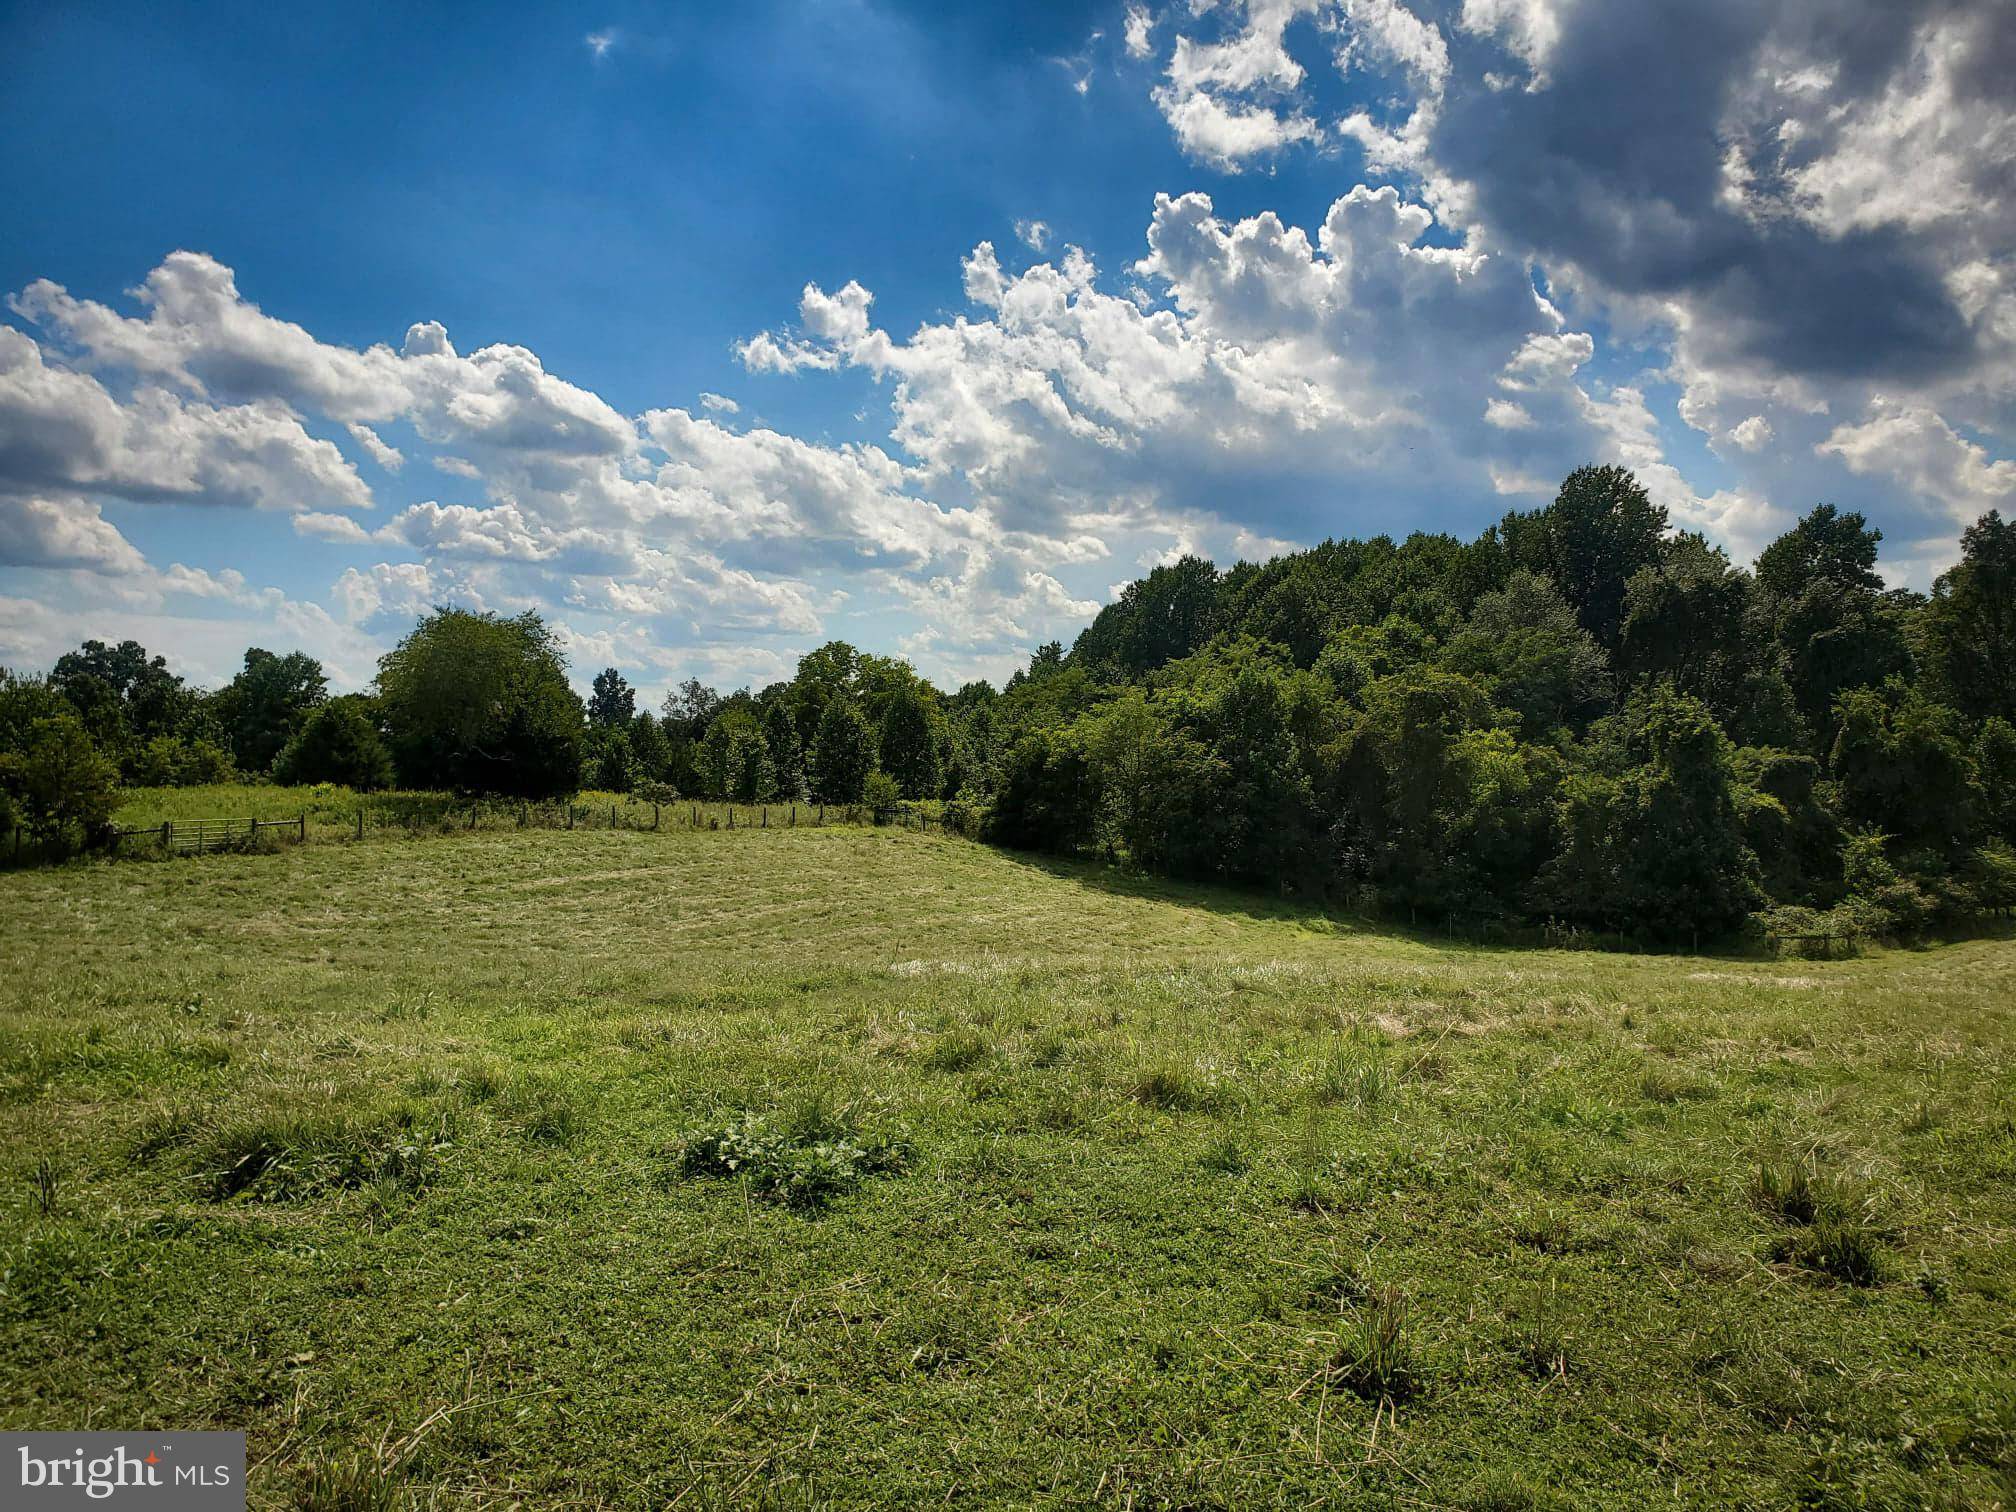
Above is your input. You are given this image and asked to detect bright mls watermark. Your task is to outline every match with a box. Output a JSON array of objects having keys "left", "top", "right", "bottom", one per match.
[{"left": 6, "top": 1433, "right": 244, "bottom": 1509}]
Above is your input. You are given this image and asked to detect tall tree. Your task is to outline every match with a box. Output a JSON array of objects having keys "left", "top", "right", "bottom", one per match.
[
  {"left": 1441, "top": 570, "right": 1611, "bottom": 737},
  {"left": 877, "top": 684, "right": 941, "bottom": 798},
  {"left": 1755, "top": 504, "right": 1885, "bottom": 601},
  {"left": 272, "top": 698, "right": 394, "bottom": 790},
  {"left": 761, "top": 698, "right": 804, "bottom": 799},
  {"left": 628, "top": 711, "right": 671, "bottom": 786},
  {"left": 660, "top": 679, "right": 723, "bottom": 740},
  {"left": 809, "top": 696, "right": 875, "bottom": 803},
  {"left": 376, "top": 609, "right": 584, "bottom": 797},
  {"left": 588, "top": 667, "right": 637, "bottom": 728},
  {"left": 1071, "top": 555, "right": 1221, "bottom": 677},
  {"left": 1498, "top": 466, "right": 1667, "bottom": 647},
  {"left": 1920, "top": 511, "right": 2016, "bottom": 725},
  {"left": 218, "top": 648, "right": 327, "bottom": 773},
  {"left": 51, "top": 638, "right": 190, "bottom": 750},
  {"left": 1830, "top": 683, "right": 1977, "bottom": 856}
]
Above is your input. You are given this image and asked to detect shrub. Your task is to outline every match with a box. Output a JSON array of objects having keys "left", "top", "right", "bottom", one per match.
[
  {"left": 863, "top": 769, "right": 903, "bottom": 819},
  {"left": 0, "top": 713, "right": 118, "bottom": 852},
  {"left": 274, "top": 700, "right": 395, "bottom": 790}
]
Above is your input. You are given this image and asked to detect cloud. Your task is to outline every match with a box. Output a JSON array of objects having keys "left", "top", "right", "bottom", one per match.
[
  {"left": 0, "top": 494, "right": 146, "bottom": 575},
  {"left": 1817, "top": 402, "right": 2016, "bottom": 525},
  {"left": 585, "top": 29, "right": 618, "bottom": 59},
  {"left": 738, "top": 182, "right": 1752, "bottom": 560},
  {"left": 346, "top": 421, "right": 403, "bottom": 470},
  {"left": 1724, "top": 415, "right": 1774, "bottom": 453},
  {"left": 292, "top": 511, "right": 376, "bottom": 544},
  {"left": 0, "top": 326, "right": 372, "bottom": 513},
  {"left": 1151, "top": 0, "right": 1326, "bottom": 170},
  {"left": 1124, "top": 3, "right": 1155, "bottom": 60},
  {"left": 1135, "top": 0, "right": 2016, "bottom": 567},
  {"left": 1016, "top": 218, "right": 1052, "bottom": 251},
  {"left": 698, "top": 391, "right": 739, "bottom": 414}
]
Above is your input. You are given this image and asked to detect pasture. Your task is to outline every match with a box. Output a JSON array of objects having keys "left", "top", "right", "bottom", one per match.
[{"left": 1, "top": 823, "right": 2012, "bottom": 1508}]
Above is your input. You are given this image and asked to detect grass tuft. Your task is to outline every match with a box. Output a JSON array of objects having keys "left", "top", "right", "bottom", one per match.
[
  {"left": 197, "top": 1105, "right": 448, "bottom": 1202},
  {"left": 29, "top": 1157, "right": 58, "bottom": 1217},
  {"left": 1507, "top": 1274, "right": 1568, "bottom": 1378},
  {"left": 1751, "top": 1161, "right": 1887, "bottom": 1286},
  {"left": 1198, "top": 1136, "right": 1248, "bottom": 1174},
  {"left": 1130, "top": 1063, "right": 1228, "bottom": 1113},
  {"left": 295, "top": 1453, "right": 403, "bottom": 1512},
  {"left": 923, "top": 1028, "right": 993, "bottom": 1073},
  {"left": 1332, "top": 1283, "right": 1423, "bottom": 1402},
  {"left": 1314, "top": 1041, "right": 1395, "bottom": 1107}
]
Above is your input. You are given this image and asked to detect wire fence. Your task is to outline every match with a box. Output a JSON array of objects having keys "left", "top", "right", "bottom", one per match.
[{"left": 6, "top": 796, "right": 968, "bottom": 870}]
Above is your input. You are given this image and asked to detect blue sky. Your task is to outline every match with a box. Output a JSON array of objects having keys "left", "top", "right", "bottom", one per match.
[{"left": 3, "top": 0, "right": 2011, "bottom": 697}]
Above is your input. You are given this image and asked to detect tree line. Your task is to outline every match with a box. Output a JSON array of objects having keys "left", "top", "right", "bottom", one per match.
[{"left": 3, "top": 465, "right": 2012, "bottom": 944}]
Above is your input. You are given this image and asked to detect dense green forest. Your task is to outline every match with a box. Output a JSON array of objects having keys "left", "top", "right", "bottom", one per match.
[{"left": 4, "top": 466, "right": 2012, "bottom": 945}]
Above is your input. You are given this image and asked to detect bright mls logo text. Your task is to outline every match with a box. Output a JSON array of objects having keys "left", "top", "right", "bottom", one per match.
[{"left": 7, "top": 1433, "right": 245, "bottom": 1509}]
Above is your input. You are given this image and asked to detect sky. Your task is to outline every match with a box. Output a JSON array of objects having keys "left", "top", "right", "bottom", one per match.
[{"left": 2, "top": 0, "right": 2012, "bottom": 700}]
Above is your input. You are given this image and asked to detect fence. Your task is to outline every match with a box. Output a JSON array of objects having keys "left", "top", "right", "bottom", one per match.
[
  {"left": 107, "top": 815, "right": 308, "bottom": 856},
  {"left": 1, "top": 795, "right": 977, "bottom": 871}
]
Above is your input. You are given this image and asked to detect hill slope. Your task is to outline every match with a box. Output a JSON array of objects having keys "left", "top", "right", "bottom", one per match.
[{"left": 2, "top": 828, "right": 2012, "bottom": 1507}]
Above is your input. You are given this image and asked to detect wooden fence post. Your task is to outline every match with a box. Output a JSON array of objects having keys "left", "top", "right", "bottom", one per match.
[
  {"left": 161, "top": 821, "right": 171, "bottom": 852},
  {"left": 611, "top": 802, "right": 618, "bottom": 829},
  {"left": 567, "top": 805, "right": 574, "bottom": 831},
  {"left": 762, "top": 806, "right": 768, "bottom": 828},
  {"left": 300, "top": 813, "right": 308, "bottom": 844},
  {"left": 653, "top": 803, "right": 661, "bottom": 830},
  {"left": 819, "top": 804, "right": 825, "bottom": 824},
  {"left": 728, "top": 807, "right": 735, "bottom": 830},
  {"left": 790, "top": 804, "right": 796, "bottom": 827}
]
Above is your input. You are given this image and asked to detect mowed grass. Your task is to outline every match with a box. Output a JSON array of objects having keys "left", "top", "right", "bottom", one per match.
[{"left": 1, "top": 827, "right": 2013, "bottom": 1509}]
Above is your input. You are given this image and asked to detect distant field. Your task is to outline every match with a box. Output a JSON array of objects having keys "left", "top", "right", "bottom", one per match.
[{"left": 1, "top": 827, "right": 2012, "bottom": 1508}]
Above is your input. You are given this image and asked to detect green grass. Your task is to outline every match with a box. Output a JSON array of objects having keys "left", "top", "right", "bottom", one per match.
[{"left": 1, "top": 824, "right": 2013, "bottom": 1507}]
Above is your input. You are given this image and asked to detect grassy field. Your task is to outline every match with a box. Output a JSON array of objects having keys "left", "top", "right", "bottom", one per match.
[{"left": 1, "top": 826, "right": 2012, "bottom": 1508}]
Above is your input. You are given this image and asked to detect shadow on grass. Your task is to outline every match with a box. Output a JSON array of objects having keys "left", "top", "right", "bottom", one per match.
[{"left": 979, "top": 844, "right": 2016, "bottom": 964}]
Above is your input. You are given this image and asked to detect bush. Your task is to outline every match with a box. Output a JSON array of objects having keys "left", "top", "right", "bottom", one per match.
[
  {"left": 125, "top": 735, "right": 234, "bottom": 787},
  {"left": 273, "top": 701, "right": 395, "bottom": 791},
  {"left": 863, "top": 769, "right": 902, "bottom": 819},
  {"left": 0, "top": 713, "right": 118, "bottom": 852}
]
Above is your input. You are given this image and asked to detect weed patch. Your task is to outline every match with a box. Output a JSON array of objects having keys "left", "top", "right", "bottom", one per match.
[
  {"left": 671, "top": 1101, "right": 911, "bottom": 1210},
  {"left": 197, "top": 1105, "right": 451, "bottom": 1202}
]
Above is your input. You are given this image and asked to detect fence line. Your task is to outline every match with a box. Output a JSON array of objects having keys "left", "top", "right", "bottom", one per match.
[
  {"left": 8, "top": 796, "right": 965, "bottom": 870},
  {"left": 105, "top": 814, "right": 307, "bottom": 856}
]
